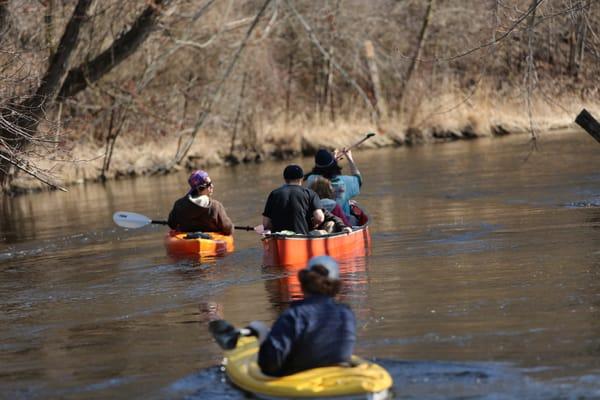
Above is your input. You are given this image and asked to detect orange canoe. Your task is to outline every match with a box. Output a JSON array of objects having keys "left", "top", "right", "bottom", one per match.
[
  {"left": 262, "top": 212, "right": 371, "bottom": 267},
  {"left": 164, "top": 231, "right": 234, "bottom": 257}
]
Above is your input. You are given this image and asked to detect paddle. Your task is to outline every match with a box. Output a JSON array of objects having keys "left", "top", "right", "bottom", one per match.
[
  {"left": 113, "top": 211, "right": 167, "bottom": 228},
  {"left": 112, "top": 211, "right": 256, "bottom": 231},
  {"left": 335, "top": 132, "right": 376, "bottom": 160},
  {"left": 209, "top": 320, "right": 254, "bottom": 350},
  {"left": 575, "top": 109, "right": 600, "bottom": 144}
]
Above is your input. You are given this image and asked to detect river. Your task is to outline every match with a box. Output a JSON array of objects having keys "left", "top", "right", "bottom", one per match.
[{"left": 2, "top": 131, "right": 600, "bottom": 399}]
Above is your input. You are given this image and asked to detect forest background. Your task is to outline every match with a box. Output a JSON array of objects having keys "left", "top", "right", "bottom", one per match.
[{"left": 0, "top": 0, "right": 598, "bottom": 194}]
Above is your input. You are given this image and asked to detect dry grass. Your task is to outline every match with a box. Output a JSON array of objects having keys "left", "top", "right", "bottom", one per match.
[
  {"left": 4, "top": 1, "right": 600, "bottom": 194},
  {"left": 10, "top": 82, "right": 598, "bottom": 193}
]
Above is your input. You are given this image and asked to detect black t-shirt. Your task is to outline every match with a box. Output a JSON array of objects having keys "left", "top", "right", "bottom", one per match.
[{"left": 263, "top": 184, "right": 321, "bottom": 234}]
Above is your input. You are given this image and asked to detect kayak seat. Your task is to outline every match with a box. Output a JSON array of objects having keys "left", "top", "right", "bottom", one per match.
[{"left": 184, "top": 232, "right": 212, "bottom": 240}]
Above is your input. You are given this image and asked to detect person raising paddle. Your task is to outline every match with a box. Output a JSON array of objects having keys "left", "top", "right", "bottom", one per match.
[
  {"left": 304, "top": 148, "right": 362, "bottom": 225},
  {"left": 246, "top": 256, "right": 356, "bottom": 377},
  {"left": 167, "top": 170, "right": 233, "bottom": 235}
]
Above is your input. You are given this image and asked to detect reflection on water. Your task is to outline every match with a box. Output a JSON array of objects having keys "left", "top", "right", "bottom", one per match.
[
  {"left": 2, "top": 131, "right": 600, "bottom": 398},
  {"left": 263, "top": 255, "right": 369, "bottom": 304}
]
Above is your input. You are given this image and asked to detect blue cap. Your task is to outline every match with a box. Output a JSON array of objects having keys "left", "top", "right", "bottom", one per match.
[{"left": 306, "top": 255, "right": 339, "bottom": 280}]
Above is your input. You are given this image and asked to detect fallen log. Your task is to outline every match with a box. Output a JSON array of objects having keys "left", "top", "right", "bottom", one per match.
[{"left": 575, "top": 109, "right": 600, "bottom": 144}]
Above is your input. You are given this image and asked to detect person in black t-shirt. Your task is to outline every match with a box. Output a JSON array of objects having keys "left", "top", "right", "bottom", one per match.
[{"left": 263, "top": 164, "right": 325, "bottom": 234}]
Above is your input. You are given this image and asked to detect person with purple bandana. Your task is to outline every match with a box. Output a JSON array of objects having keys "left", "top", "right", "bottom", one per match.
[{"left": 167, "top": 170, "right": 233, "bottom": 234}]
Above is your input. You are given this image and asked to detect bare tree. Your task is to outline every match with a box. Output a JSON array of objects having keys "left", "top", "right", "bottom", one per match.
[
  {"left": 58, "top": 0, "right": 171, "bottom": 99},
  {"left": 0, "top": 0, "right": 95, "bottom": 191},
  {"left": 0, "top": 0, "right": 172, "bottom": 192},
  {"left": 398, "top": 0, "right": 434, "bottom": 113},
  {"left": 2, "top": 0, "right": 599, "bottom": 193}
]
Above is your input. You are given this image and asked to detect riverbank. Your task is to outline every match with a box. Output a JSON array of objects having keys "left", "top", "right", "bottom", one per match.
[{"left": 8, "top": 91, "right": 600, "bottom": 194}]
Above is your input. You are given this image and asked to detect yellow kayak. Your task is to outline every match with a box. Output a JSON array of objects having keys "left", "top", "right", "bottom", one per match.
[{"left": 223, "top": 336, "right": 393, "bottom": 399}]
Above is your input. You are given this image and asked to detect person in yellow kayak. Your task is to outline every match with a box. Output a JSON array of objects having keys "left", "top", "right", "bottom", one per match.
[
  {"left": 262, "top": 164, "right": 325, "bottom": 235},
  {"left": 247, "top": 255, "right": 356, "bottom": 376},
  {"left": 167, "top": 169, "right": 233, "bottom": 234}
]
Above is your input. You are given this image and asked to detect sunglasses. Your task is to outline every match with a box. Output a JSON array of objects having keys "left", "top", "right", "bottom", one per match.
[{"left": 194, "top": 181, "right": 213, "bottom": 190}]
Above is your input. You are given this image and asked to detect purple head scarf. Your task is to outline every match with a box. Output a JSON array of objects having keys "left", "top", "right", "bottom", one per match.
[{"left": 188, "top": 170, "right": 211, "bottom": 194}]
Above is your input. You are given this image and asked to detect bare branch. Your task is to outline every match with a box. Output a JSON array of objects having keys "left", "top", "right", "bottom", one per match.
[
  {"left": 58, "top": 0, "right": 171, "bottom": 99},
  {"left": 285, "top": 0, "right": 377, "bottom": 120},
  {"left": 0, "top": 152, "right": 67, "bottom": 191},
  {"left": 172, "top": 0, "right": 274, "bottom": 166}
]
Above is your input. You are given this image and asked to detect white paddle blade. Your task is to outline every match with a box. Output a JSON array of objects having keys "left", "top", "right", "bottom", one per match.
[
  {"left": 113, "top": 211, "right": 152, "bottom": 229},
  {"left": 253, "top": 224, "right": 268, "bottom": 234}
]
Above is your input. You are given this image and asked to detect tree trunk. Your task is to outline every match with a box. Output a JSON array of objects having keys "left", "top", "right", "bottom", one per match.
[
  {"left": 575, "top": 8, "right": 587, "bottom": 74},
  {"left": 0, "top": 0, "right": 94, "bottom": 190},
  {"left": 44, "top": 0, "right": 55, "bottom": 58},
  {"left": 58, "top": 0, "right": 170, "bottom": 100},
  {"left": 0, "top": 0, "right": 176, "bottom": 192},
  {"left": 398, "top": 0, "right": 434, "bottom": 113},
  {"left": 568, "top": 5, "right": 587, "bottom": 77},
  {"left": 0, "top": 0, "right": 10, "bottom": 37},
  {"left": 285, "top": 0, "right": 377, "bottom": 121},
  {"left": 173, "top": 0, "right": 273, "bottom": 166},
  {"left": 229, "top": 72, "right": 247, "bottom": 158},
  {"left": 285, "top": 51, "right": 294, "bottom": 124},
  {"left": 364, "top": 40, "right": 387, "bottom": 119},
  {"left": 322, "top": 46, "right": 332, "bottom": 117}
]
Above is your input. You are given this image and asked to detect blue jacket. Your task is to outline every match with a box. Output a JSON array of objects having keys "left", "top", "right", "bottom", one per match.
[{"left": 257, "top": 295, "right": 356, "bottom": 377}]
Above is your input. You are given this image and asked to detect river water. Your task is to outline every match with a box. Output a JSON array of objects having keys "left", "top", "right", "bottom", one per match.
[{"left": 2, "top": 131, "right": 600, "bottom": 399}]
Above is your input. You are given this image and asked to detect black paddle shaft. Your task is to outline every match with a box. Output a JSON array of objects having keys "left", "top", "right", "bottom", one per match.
[
  {"left": 209, "top": 320, "right": 241, "bottom": 350},
  {"left": 575, "top": 109, "right": 600, "bottom": 144},
  {"left": 153, "top": 220, "right": 252, "bottom": 230},
  {"left": 235, "top": 225, "right": 255, "bottom": 231}
]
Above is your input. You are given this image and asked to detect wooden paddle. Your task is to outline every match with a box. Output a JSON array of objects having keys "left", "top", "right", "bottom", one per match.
[
  {"left": 112, "top": 211, "right": 255, "bottom": 231},
  {"left": 335, "top": 132, "right": 376, "bottom": 160},
  {"left": 575, "top": 109, "right": 600, "bottom": 144}
]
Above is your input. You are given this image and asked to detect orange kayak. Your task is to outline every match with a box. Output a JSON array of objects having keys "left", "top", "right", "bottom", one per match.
[
  {"left": 164, "top": 231, "right": 234, "bottom": 257},
  {"left": 262, "top": 209, "right": 371, "bottom": 267}
]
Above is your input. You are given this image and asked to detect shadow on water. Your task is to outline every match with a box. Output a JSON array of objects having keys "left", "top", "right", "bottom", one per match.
[{"left": 164, "top": 360, "right": 600, "bottom": 399}]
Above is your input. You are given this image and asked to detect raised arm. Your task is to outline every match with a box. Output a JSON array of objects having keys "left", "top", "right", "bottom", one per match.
[{"left": 344, "top": 149, "right": 360, "bottom": 176}]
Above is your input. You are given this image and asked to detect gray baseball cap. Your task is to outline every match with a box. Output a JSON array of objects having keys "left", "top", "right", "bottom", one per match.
[{"left": 306, "top": 255, "right": 340, "bottom": 280}]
